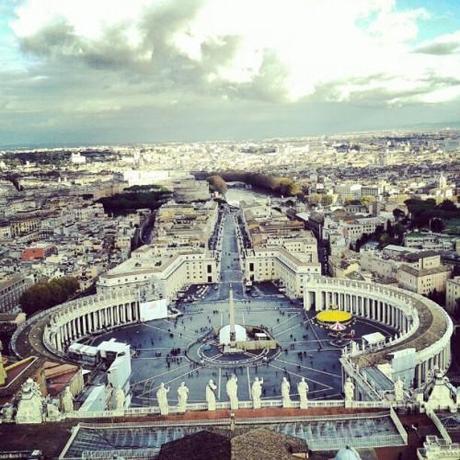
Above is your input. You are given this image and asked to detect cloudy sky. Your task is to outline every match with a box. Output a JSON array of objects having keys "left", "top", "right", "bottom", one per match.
[{"left": 1, "top": 0, "right": 460, "bottom": 146}]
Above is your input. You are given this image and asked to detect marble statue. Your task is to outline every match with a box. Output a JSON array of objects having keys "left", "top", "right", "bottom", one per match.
[
  {"left": 1, "top": 403, "right": 14, "bottom": 422},
  {"left": 0, "top": 352, "right": 7, "bottom": 386},
  {"left": 156, "top": 382, "right": 170, "bottom": 416},
  {"left": 16, "top": 378, "right": 44, "bottom": 424},
  {"left": 425, "top": 372, "right": 458, "bottom": 412},
  {"left": 394, "top": 378, "right": 404, "bottom": 402},
  {"left": 61, "top": 386, "right": 74, "bottom": 413},
  {"left": 46, "top": 400, "right": 60, "bottom": 421},
  {"left": 177, "top": 382, "right": 189, "bottom": 413},
  {"left": 226, "top": 374, "right": 239, "bottom": 410},
  {"left": 206, "top": 379, "right": 218, "bottom": 411},
  {"left": 297, "top": 377, "right": 309, "bottom": 409},
  {"left": 114, "top": 387, "right": 126, "bottom": 410},
  {"left": 344, "top": 377, "right": 355, "bottom": 406},
  {"left": 281, "top": 377, "right": 292, "bottom": 408},
  {"left": 251, "top": 377, "right": 263, "bottom": 409}
]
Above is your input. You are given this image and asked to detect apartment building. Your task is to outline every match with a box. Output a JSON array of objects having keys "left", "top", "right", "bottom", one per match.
[
  {"left": 446, "top": 276, "right": 460, "bottom": 314},
  {"left": 97, "top": 201, "right": 220, "bottom": 298},
  {"left": 241, "top": 202, "right": 321, "bottom": 298},
  {"left": 0, "top": 274, "right": 32, "bottom": 313},
  {"left": 396, "top": 253, "right": 451, "bottom": 295}
]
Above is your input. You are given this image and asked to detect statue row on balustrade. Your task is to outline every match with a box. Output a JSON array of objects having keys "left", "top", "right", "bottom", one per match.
[{"left": 156, "top": 375, "right": 312, "bottom": 415}]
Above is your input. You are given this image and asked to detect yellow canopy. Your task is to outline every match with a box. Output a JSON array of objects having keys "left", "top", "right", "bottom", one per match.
[{"left": 316, "top": 310, "right": 352, "bottom": 323}]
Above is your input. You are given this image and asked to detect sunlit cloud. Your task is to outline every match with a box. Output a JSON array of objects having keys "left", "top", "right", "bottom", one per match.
[{"left": 1, "top": 0, "right": 460, "bottom": 144}]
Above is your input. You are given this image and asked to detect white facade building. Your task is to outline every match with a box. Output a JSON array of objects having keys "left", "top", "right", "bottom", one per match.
[{"left": 446, "top": 276, "right": 460, "bottom": 314}]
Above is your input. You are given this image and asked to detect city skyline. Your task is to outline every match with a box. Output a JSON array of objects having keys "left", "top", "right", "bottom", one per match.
[{"left": 1, "top": 0, "right": 460, "bottom": 146}]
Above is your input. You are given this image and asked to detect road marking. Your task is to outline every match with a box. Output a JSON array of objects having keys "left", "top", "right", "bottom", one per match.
[
  {"left": 143, "top": 322, "right": 200, "bottom": 341},
  {"left": 132, "top": 362, "right": 191, "bottom": 387},
  {"left": 268, "top": 361, "right": 333, "bottom": 390},
  {"left": 275, "top": 357, "right": 341, "bottom": 378},
  {"left": 218, "top": 367, "right": 222, "bottom": 399},
  {"left": 246, "top": 366, "right": 251, "bottom": 396},
  {"left": 275, "top": 318, "right": 309, "bottom": 337},
  {"left": 271, "top": 312, "right": 301, "bottom": 332}
]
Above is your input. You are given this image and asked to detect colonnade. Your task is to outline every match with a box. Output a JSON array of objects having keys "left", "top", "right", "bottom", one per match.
[
  {"left": 315, "top": 289, "right": 412, "bottom": 333},
  {"left": 304, "top": 276, "right": 453, "bottom": 389},
  {"left": 42, "top": 292, "right": 141, "bottom": 354}
]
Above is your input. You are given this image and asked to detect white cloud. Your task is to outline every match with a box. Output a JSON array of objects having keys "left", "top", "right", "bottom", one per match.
[{"left": 9, "top": 0, "right": 460, "bottom": 106}]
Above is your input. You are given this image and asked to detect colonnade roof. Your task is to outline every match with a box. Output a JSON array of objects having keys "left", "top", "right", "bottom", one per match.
[{"left": 351, "top": 294, "right": 449, "bottom": 368}]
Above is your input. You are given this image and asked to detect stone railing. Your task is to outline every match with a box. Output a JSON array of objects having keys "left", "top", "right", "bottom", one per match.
[{"left": 62, "top": 398, "right": 400, "bottom": 421}]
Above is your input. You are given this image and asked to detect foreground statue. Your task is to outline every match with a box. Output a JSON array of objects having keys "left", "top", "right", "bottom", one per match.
[
  {"left": 177, "top": 382, "right": 189, "bottom": 413},
  {"left": 281, "top": 377, "right": 292, "bottom": 408},
  {"left": 251, "top": 377, "right": 264, "bottom": 409},
  {"left": 206, "top": 379, "right": 218, "bottom": 411},
  {"left": 226, "top": 374, "right": 239, "bottom": 410},
  {"left": 113, "top": 387, "right": 125, "bottom": 410},
  {"left": 344, "top": 377, "right": 355, "bottom": 407},
  {"left": 156, "top": 382, "right": 170, "bottom": 415},
  {"left": 394, "top": 378, "right": 404, "bottom": 403},
  {"left": 16, "top": 378, "right": 44, "bottom": 424},
  {"left": 297, "top": 377, "right": 309, "bottom": 409},
  {"left": 61, "top": 386, "right": 74, "bottom": 413}
]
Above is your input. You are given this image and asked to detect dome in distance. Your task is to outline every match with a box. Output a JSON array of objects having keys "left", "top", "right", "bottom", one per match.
[{"left": 335, "top": 446, "right": 361, "bottom": 460}]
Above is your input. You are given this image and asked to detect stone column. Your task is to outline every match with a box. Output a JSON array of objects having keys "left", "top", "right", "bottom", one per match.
[
  {"left": 314, "top": 290, "right": 320, "bottom": 311},
  {"left": 76, "top": 316, "right": 81, "bottom": 337},
  {"left": 82, "top": 315, "right": 87, "bottom": 335}
]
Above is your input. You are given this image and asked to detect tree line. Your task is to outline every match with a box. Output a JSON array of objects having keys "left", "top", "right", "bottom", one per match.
[
  {"left": 97, "top": 189, "right": 172, "bottom": 215},
  {"left": 405, "top": 198, "right": 459, "bottom": 230},
  {"left": 207, "top": 171, "right": 302, "bottom": 197},
  {"left": 20, "top": 276, "right": 80, "bottom": 316}
]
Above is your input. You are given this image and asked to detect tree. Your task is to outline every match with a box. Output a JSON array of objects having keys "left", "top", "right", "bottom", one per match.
[
  {"left": 438, "top": 199, "right": 456, "bottom": 212},
  {"left": 430, "top": 218, "right": 445, "bottom": 233},
  {"left": 374, "top": 224, "right": 384, "bottom": 238},
  {"left": 378, "top": 233, "right": 391, "bottom": 249},
  {"left": 321, "top": 195, "right": 334, "bottom": 206},
  {"left": 426, "top": 288, "right": 446, "bottom": 306},
  {"left": 361, "top": 195, "right": 376, "bottom": 206},
  {"left": 386, "top": 220, "right": 394, "bottom": 237},
  {"left": 392, "top": 208, "right": 405, "bottom": 220},
  {"left": 20, "top": 277, "right": 80, "bottom": 316},
  {"left": 308, "top": 194, "right": 322, "bottom": 205},
  {"left": 207, "top": 175, "right": 227, "bottom": 194}
]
